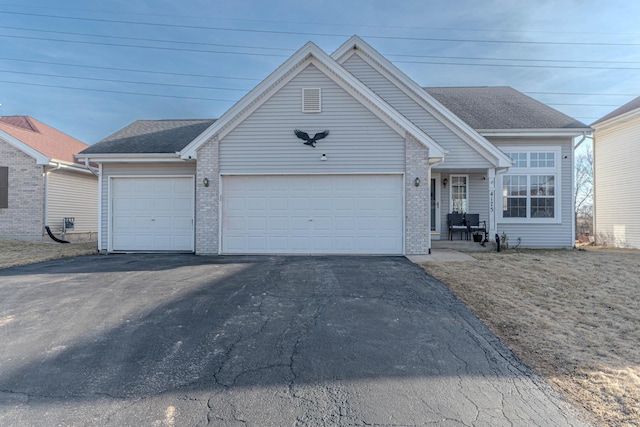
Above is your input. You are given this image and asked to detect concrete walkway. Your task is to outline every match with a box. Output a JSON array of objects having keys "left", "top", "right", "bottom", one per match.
[{"left": 407, "top": 248, "right": 477, "bottom": 263}]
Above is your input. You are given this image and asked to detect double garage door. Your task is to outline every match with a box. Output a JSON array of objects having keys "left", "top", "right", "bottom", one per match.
[
  {"left": 222, "top": 175, "right": 403, "bottom": 254},
  {"left": 111, "top": 175, "right": 403, "bottom": 254}
]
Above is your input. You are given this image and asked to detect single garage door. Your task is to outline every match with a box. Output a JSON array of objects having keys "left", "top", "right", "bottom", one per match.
[
  {"left": 222, "top": 175, "right": 403, "bottom": 254},
  {"left": 111, "top": 177, "right": 194, "bottom": 251}
]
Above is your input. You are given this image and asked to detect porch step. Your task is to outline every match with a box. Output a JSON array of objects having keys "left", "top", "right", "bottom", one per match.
[{"left": 431, "top": 239, "right": 494, "bottom": 252}]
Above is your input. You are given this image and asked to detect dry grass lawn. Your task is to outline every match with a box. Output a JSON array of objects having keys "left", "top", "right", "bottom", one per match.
[
  {"left": 0, "top": 238, "right": 98, "bottom": 269},
  {"left": 421, "top": 247, "right": 640, "bottom": 427}
]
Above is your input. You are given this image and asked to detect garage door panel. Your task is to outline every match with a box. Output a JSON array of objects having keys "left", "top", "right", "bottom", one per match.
[
  {"left": 269, "top": 217, "right": 288, "bottom": 231},
  {"left": 247, "top": 217, "right": 266, "bottom": 230},
  {"left": 111, "top": 177, "right": 194, "bottom": 251},
  {"left": 222, "top": 175, "right": 402, "bottom": 254}
]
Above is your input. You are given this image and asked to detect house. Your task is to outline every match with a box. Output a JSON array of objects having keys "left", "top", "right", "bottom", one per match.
[
  {"left": 592, "top": 95, "right": 640, "bottom": 248},
  {"left": 0, "top": 116, "right": 98, "bottom": 241},
  {"left": 76, "top": 36, "right": 590, "bottom": 255}
]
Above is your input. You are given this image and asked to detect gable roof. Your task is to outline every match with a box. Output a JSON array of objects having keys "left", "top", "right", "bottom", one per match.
[
  {"left": 0, "top": 116, "right": 89, "bottom": 164},
  {"left": 331, "top": 36, "right": 513, "bottom": 168},
  {"left": 424, "top": 87, "right": 590, "bottom": 131},
  {"left": 181, "top": 40, "right": 446, "bottom": 160},
  {"left": 591, "top": 95, "right": 640, "bottom": 127},
  {"left": 80, "top": 119, "right": 216, "bottom": 155}
]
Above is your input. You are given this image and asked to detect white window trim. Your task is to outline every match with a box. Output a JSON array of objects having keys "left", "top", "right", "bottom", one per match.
[
  {"left": 498, "top": 146, "right": 562, "bottom": 224},
  {"left": 449, "top": 174, "right": 469, "bottom": 214}
]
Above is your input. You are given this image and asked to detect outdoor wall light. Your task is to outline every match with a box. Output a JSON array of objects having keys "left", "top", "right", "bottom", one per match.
[
  {"left": 320, "top": 154, "right": 327, "bottom": 161},
  {"left": 414, "top": 177, "right": 420, "bottom": 187},
  {"left": 203, "top": 177, "right": 210, "bottom": 187},
  {"left": 442, "top": 177, "right": 448, "bottom": 187}
]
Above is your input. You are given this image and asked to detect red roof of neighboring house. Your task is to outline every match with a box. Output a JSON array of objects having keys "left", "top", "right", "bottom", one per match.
[{"left": 0, "top": 116, "right": 88, "bottom": 163}]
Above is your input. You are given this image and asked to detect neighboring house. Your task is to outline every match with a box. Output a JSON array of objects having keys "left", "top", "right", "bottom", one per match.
[
  {"left": 0, "top": 116, "right": 98, "bottom": 241},
  {"left": 77, "top": 36, "right": 590, "bottom": 255},
  {"left": 592, "top": 96, "right": 640, "bottom": 248}
]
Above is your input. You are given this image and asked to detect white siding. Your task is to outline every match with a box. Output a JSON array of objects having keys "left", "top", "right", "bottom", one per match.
[
  {"left": 342, "top": 55, "right": 493, "bottom": 169},
  {"left": 100, "top": 162, "right": 196, "bottom": 250},
  {"left": 220, "top": 64, "right": 405, "bottom": 174},
  {"left": 493, "top": 138, "right": 574, "bottom": 248},
  {"left": 47, "top": 170, "right": 98, "bottom": 237},
  {"left": 594, "top": 117, "right": 640, "bottom": 248}
]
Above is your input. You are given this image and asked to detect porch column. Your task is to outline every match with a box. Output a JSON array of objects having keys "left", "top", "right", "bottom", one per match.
[{"left": 488, "top": 168, "right": 496, "bottom": 241}]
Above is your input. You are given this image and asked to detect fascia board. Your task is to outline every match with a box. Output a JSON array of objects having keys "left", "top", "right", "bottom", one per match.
[
  {"left": 181, "top": 40, "right": 445, "bottom": 159},
  {"left": 332, "top": 36, "right": 511, "bottom": 167},
  {"left": 0, "top": 129, "right": 50, "bottom": 164},
  {"left": 75, "top": 153, "right": 184, "bottom": 163},
  {"left": 592, "top": 108, "right": 640, "bottom": 130}
]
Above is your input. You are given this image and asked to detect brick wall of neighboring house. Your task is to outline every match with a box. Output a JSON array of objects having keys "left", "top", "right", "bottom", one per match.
[
  {"left": 405, "top": 134, "right": 430, "bottom": 255},
  {"left": 195, "top": 135, "right": 219, "bottom": 255},
  {"left": 0, "top": 140, "right": 44, "bottom": 241}
]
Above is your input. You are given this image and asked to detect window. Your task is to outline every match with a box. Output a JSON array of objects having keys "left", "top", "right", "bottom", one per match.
[
  {"left": 501, "top": 148, "right": 561, "bottom": 222},
  {"left": 0, "top": 166, "right": 7, "bottom": 208},
  {"left": 450, "top": 175, "right": 468, "bottom": 214}
]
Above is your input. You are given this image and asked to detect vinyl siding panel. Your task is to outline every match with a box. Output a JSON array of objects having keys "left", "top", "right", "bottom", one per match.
[
  {"left": 47, "top": 170, "right": 98, "bottom": 236},
  {"left": 100, "top": 162, "right": 196, "bottom": 250},
  {"left": 594, "top": 117, "right": 640, "bottom": 248},
  {"left": 220, "top": 64, "right": 405, "bottom": 174},
  {"left": 342, "top": 55, "right": 493, "bottom": 169},
  {"left": 493, "top": 138, "right": 574, "bottom": 248}
]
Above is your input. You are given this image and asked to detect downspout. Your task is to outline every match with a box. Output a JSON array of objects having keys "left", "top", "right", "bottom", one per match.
[
  {"left": 574, "top": 131, "right": 590, "bottom": 150},
  {"left": 84, "top": 158, "right": 99, "bottom": 177},
  {"left": 573, "top": 131, "right": 592, "bottom": 247},
  {"left": 82, "top": 158, "right": 100, "bottom": 247}
]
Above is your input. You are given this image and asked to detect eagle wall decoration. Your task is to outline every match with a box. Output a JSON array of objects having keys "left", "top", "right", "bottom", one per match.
[{"left": 294, "top": 129, "right": 329, "bottom": 147}]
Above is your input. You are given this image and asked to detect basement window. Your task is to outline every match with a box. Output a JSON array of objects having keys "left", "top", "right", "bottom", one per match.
[{"left": 302, "top": 88, "right": 321, "bottom": 113}]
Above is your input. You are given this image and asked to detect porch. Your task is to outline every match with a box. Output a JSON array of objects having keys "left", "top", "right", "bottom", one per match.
[{"left": 429, "top": 171, "right": 497, "bottom": 245}]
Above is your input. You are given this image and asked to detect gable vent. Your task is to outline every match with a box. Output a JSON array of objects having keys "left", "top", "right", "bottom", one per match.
[{"left": 302, "top": 88, "right": 321, "bottom": 113}]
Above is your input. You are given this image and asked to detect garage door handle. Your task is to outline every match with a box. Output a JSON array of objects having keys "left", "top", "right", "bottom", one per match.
[{"left": 151, "top": 218, "right": 155, "bottom": 221}]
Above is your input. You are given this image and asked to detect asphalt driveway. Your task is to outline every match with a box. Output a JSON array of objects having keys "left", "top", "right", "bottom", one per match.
[{"left": 0, "top": 255, "right": 588, "bottom": 426}]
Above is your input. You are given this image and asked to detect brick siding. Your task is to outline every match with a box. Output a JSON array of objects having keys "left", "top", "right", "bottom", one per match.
[
  {"left": 0, "top": 140, "right": 44, "bottom": 240},
  {"left": 195, "top": 136, "right": 219, "bottom": 254},
  {"left": 405, "top": 134, "right": 430, "bottom": 254}
]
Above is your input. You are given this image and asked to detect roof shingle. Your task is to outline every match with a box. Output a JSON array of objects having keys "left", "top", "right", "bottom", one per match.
[
  {"left": 0, "top": 116, "right": 88, "bottom": 163},
  {"left": 591, "top": 95, "right": 640, "bottom": 126},
  {"left": 424, "top": 86, "right": 589, "bottom": 130},
  {"left": 80, "top": 119, "right": 216, "bottom": 154}
]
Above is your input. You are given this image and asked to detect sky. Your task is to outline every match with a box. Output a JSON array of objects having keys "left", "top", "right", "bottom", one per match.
[{"left": 0, "top": 0, "right": 638, "bottom": 145}]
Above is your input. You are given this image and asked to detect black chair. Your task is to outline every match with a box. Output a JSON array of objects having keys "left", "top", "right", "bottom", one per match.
[
  {"left": 447, "top": 213, "right": 467, "bottom": 240},
  {"left": 466, "top": 214, "right": 487, "bottom": 242}
]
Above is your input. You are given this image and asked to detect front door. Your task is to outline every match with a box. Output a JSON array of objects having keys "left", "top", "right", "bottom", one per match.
[{"left": 430, "top": 174, "right": 441, "bottom": 239}]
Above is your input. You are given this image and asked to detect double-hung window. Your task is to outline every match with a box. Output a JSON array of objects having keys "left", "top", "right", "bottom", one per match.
[{"left": 501, "top": 147, "right": 561, "bottom": 223}]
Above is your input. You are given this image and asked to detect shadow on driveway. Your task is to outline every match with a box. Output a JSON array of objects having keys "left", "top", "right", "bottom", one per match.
[{"left": 0, "top": 255, "right": 589, "bottom": 426}]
